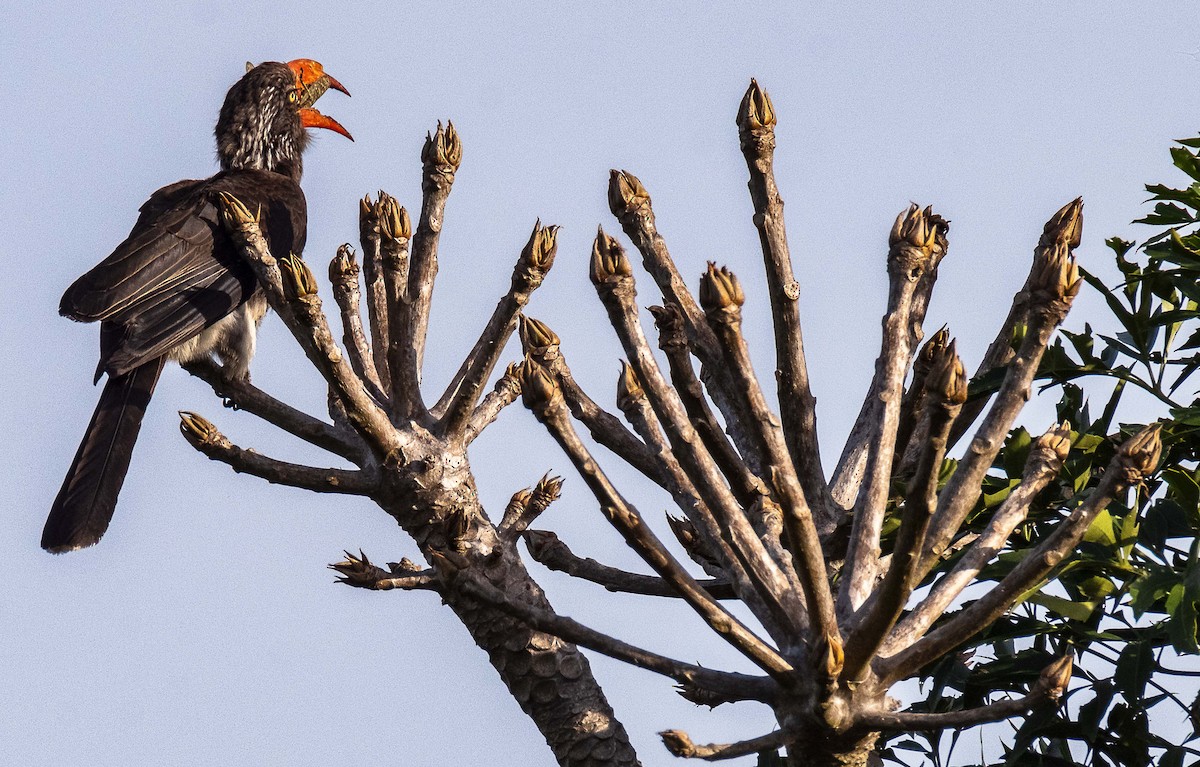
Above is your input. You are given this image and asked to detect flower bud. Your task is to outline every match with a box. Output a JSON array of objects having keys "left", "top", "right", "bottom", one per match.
[
  {"left": 615, "top": 360, "right": 643, "bottom": 411},
  {"left": 1035, "top": 421, "right": 1073, "bottom": 465},
  {"left": 1116, "top": 423, "right": 1163, "bottom": 487},
  {"left": 518, "top": 315, "right": 560, "bottom": 355},
  {"left": 889, "top": 203, "right": 945, "bottom": 254},
  {"left": 607, "top": 169, "right": 650, "bottom": 218},
  {"left": 529, "top": 473, "right": 565, "bottom": 514},
  {"left": 1038, "top": 654, "right": 1073, "bottom": 699},
  {"left": 379, "top": 193, "right": 412, "bottom": 241},
  {"left": 913, "top": 325, "right": 951, "bottom": 379},
  {"left": 503, "top": 487, "right": 533, "bottom": 522},
  {"left": 217, "top": 191, "right": 259, "bottom": 228},
  {"left": 737, "top": 78, "right": 776, "bottom": 131},
  {"left": 178, "top": 411, "right": 219, "bottom": 444},
  {"left": 520, "top": 358, "right": 563, "bottom": 413},
  {"left": 698, "top": 262, "right": 745, "bottom": 313},
  {"left": 422, "top": 121, "right": 462, "bottom": 171},
  {"left": 521, "top": 219, "right": 560, "bottom": 273},
  {"left": 358, "top": 194, "right": 376, "bottom": 233},
  {"left": 329, "top": 243, "right": 360, "bottom": 283},
  {"left": 280, "top": 253, "right": 319, "bottom": 299},
  {"left": 658, "top": 730, "right": 693, "bottom": 757},
  {"left": 1041, "top": 198, "right": 1083, "bottom": 252},
  {"left": 590, "top": 225, "right": 632, "bottom": 285},
  {"left": 927, "top": 340, "right": 967, "bottom": 406},
  {"left": 817, "top": 631, "right": 845, "bottom": 680},
  {"left": 497, "top": 361, "right": 524, "bottom": 397}
]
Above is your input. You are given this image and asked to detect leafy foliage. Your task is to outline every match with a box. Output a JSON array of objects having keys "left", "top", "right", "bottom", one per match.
[{"left": 879, "top": 138, "right": 1200, "bottom": 766}]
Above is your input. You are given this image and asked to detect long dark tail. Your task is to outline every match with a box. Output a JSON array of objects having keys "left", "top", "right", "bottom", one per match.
[{"left": 42, "top": 357, "right": 166, "bottom": 552}]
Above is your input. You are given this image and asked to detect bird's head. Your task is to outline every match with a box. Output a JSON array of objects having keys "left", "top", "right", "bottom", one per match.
[{"left": 216, "top": 59, "right": 351, "bottom": 179}]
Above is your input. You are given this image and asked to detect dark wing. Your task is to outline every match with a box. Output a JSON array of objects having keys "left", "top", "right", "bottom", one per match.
[{"left": 61, "top": 172, "right": 305, "bottom": 378}]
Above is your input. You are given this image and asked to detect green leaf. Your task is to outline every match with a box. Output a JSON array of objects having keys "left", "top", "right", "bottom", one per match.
[
  {"left": 1114, "top": 641, "right": 1155, "bottom": 701},
  {"left": 1027, "top": 592, "right": 1098, "bottom": 622},
  {"left": 1171, "top": 146, "right": 1200, "bottom": 182},
  {"left": 1136, "top": 201, "right": 1197, "bottom": 226},
  {"left": 1085, "top": 508, "right": 1118, "bottom": 546}
]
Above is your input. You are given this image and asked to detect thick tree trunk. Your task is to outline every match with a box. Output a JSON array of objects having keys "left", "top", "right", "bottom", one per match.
[
  {"left": 440, "top": 556, "right": 640, "bottom": 766},
  {"left": 786, "top": 729, "right": 879, "bottom": 767},
  {"left": 384, "top": 437, "right": 640, "bottom": 766}
]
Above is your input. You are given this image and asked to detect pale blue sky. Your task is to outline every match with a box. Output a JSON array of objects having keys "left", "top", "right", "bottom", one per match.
[{"left": 5, "top": 2, "right": 1199, "bottom": 764}]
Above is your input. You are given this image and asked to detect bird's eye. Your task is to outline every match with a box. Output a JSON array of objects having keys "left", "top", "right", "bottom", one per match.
[{"left": 288, "top": 91, "right": 298, "bottom": 104}]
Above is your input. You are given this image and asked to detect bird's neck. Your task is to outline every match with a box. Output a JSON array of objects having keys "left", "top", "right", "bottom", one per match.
[{"left": 218, "top": 130, "right": 306, "bottom": 182}]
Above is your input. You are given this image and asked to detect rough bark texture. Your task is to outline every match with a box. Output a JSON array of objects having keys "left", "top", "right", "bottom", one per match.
[{"left": 382, "top": 436, "right": 641, "bottom": 766}]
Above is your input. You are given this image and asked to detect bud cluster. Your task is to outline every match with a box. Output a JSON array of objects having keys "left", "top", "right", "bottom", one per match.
[
  {"left": 699, "top": 262, "right": 745, "bottom": 317},
  {"left": 648, "top": 303, "right": 688, "bottom": 352},
  {"left": 1033, "top": 421, "right": 1073, "bottom": 468},
  {"left": 496, "top": 361, "right": 524, "bottom": 398},
  {"left": 358, "top": 193, "right": 380, "bottom": 246},
  {"left": 329, "top": 243, "right": 360, "bottom": 284},
  {"left": 1115, "top": 423, "right": 1163, "bottom": 488},
  {"left": 816, "top": 630, "right": 845, "bottom": 682},
  {"left": 615, "top": 360, "right": 644, "bottom": 412},
  {"left": 329, "top": 549, "right": 386, "bottom": 588},
  {"left": 516, "top": 220, "right": 559, "bottom": 289},
  {"left": 519, "top": 357, "right": 563, "bottom": 415},
  {"left": 607, "top": 169, "right": 650, "bottom": 219},
  {"left": 913, "top": 325, "right": 951, "bottom": 381},
  {"left": 519, "top": 315, "right": 561, "bottom": 361},
  {"left": 529, "top": 473, "right": 565, "bottom": 516},
  {"left": 378, "top": 192, "right": 412, "bottom": 242},
  {"left": 590, "top": 226, "right": 633, "bottom": 285},
  {"left": 421, "top": 121, "right": 463, "bottom": 173},
  {"left": 889, "top": 204, "right": 947, "bottom": 271},
  {"left": 280, "top": 253, "right": 319, "bottom": 299},
  {"left": 1030, "top": 198, "right": 1084, "bottom": 310},
  {"left": 926, "top": 339, "right": 967, "bottom": 407},
  {"left": 178, "top": 410, "right": 219, "bottom": 446},
  {"left": 736, "top": 78, "right": 777, "bottom": 132}
]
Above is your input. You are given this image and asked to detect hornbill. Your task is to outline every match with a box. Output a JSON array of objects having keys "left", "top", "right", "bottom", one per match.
[{"left": 43, "top": 60, "right": 352, "bottom": 553}]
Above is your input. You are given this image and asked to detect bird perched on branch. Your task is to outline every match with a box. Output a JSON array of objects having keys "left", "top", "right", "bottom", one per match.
[{"left": 43, "top": 59, "right": 352, "bottom": 553}]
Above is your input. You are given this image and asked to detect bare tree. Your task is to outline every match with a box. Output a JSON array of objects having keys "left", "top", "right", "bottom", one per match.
[{"left": 177, "top": 83, "right": 1162, "bottom": 766}]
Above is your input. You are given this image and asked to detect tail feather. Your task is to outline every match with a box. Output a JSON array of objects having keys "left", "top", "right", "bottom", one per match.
[{"left": 42, "top": 357, "right": 166, "bottom": 552}]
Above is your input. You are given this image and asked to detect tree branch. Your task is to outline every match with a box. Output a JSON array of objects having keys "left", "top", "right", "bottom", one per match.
[
  {"left": 589, "top": 238, "right": 808, "bottom": 637},
  {"left": 357, "top": 194, "right": 392, "bottom": 394},
  {"left": 432, "top": 550, "right": 778, "bottom": 704},
  {"left": 215, "top": 193, "right": 401, "bottom": 457},
  {"left": 178, "top": 412, "right": 375, "bottom": 495},
  {"left": 522, "top": 360, "right": 798, "bottom": 683},
  {"left": 524, "top": 529, "right": 738, "bottom": 599},
  {"left": 375, "top": 193, "right": 417, "bottom": 418},
  {"left": 463, "top": 362, "right": 523, "bottom": 445},
  {"left": 438, "top": 222, "right": 557, "bottom": 435},
  {"left": 398, "top": 122, "right": 461, "bottom": 412},
  {"left": 920, "top": 200, "right": 1083, "bottom": 574},
  {"left": 736, "top": 80, "right": 835, "bottom": 535},
  {"left": 839, "top": 205, "right": 945, "bottom": 617},
  {"left": 699, "top": 262, "right": 838, "bottom": 641},
  {"left": 842, "top": 345, "right": 964, "bottom": 681},
  {"left": 182, "top": 358, "right": 364, "bottom": 464},
  {"left": 660, "top": 728, "right": 792, "bottom": 761},
  {"left": 948, "top": 199, "right": 1084, "bottom": 449},
  {"left": 327, "top": 243, "right": 386, "bottom": 401},
  {"left": 884, "top": 422, "right": 1070, "bottom": 654},
  {"left": 330, "top": 550, "right": 439, "bottom": 591},
  {"left": 880, "top": 425, "right": 1159, "bottom": 685}
]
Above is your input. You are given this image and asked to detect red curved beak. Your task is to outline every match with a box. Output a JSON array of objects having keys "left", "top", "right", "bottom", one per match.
[
  {"left": 286, "top": 59, "right": 353, "bottom": 141},
  {"left": 299, "top": 108, "right": 353, "bottom": 141}
]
